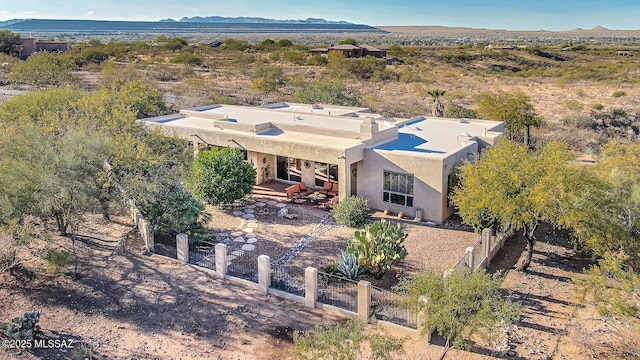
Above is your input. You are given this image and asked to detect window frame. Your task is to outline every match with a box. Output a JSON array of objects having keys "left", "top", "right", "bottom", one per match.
[{"left": 383, "top": 170, "right": 414, "bottom": 207}]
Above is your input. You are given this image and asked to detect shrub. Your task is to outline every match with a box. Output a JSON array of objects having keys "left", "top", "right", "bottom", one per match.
[
  {"left": 146, "top": 187, "right": 211, "bottom": 242},
  {"left": 293, "top": 320, "right": 404, "bottom": 360},
  {"left": 308, "top": 55, "right": 328, "bottom": 66},
  {"left": 294, "top": 79, "right": 361, "bottom": 106},
  {"left": 563, "top": 99, "right": 584, "bottom": 112},
  {"left": 45, "top": 249, "right": 72, "bottom": 273},
  {"left": 591, "top": 103, "right": 604, "bottom": 110},
  {"left": 212, "top": 96, "right": 239, "bottom": 105},
  {"left": 336, "top": 250, "right": 366, "bottom": 279},
  {"left": 445, "top": 104, "right": 478, "bottom": 119},
  {"left": 170, "top": 53, "right": 203, "bottom": 66},
  {"left": 0, "top": 236, "right": 19, "bottom": 272},
  {"left": 347, "top": 219, "right": 408, "bottom": 279},
  {"left": 332, "top": 196, "right": 370, "bottom": 227},
  {"left": 613, "top": 90, "right": 627, "bottom": 98},
  {"left": 71, "top": 342, "right": 94, "bottom": 360},
  {"left": 0, "top": 311, "right": 41, "bottom": 340}
]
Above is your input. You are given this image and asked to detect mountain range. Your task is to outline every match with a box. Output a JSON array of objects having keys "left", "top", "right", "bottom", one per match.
[{"left": 160, "top": 16, "right": 352, "bottom": 25}]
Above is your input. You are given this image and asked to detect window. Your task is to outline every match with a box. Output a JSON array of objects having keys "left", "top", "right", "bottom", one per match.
[
  {"left": 315, "top": 162, "right": 338, "bottom": 187},
  {"left": 383, "top": 171, "right": 414, "bottom": 207},
  {"left": 276, "top": 156, "right": 302, "bottom": 182}
]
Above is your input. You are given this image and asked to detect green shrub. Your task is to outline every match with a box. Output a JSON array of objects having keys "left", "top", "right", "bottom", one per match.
[
  {"left": 45, "top": 249, "right": 72, "bottom": 273},
  {"left": 613, "top": 90, "right": 627, "bottom": 98},
  {"left": 0, "top": 311, "right": 41, "bottom": 340},
  {"left": 563, "top": 99, "right": 584, "bottom": 112},
  {"left": 591, "top": 103, "right": 604, "bottom": 110},
  {"left": 170, "top": 53, "right": 203, "bottom": 66},
  {"left": 146, "top": 187, "right": 211, "bottom": 242},
  {"left": 445, "top": 104, "right": 478, "bottom": 119},
  {"left": 212, "top": 96, "right": 239, "bottom": 105},
  {"left": 336, "top": 250, "right": 366, "bottom": 279},
  {"left": 308, "top": 55, "right": 328, "bottom": 66},
  {"left": 71, "top": 342, "right": 93, "bottom": 360},
  {"left": 293, "top": 320, "right": 404, "bottom": 360},
  {"left": 347, "top": 219, "right": 408, "bottom": 279},
  {"left": 332, "top": 196, "right": 370, "bottom": 227}
]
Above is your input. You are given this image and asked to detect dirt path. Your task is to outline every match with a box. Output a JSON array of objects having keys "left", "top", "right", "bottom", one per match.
[{"left": 0, "top": 215, "right": 342, "bottom": 360}]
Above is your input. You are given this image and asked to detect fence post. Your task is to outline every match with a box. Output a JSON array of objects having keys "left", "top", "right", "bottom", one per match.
[
  {"left": 482, "top": 228, "right": 491, "bottom": 264},
  {"left": 304, "top": 267, "right": 318, "bottom": 308},
  {"left": 358, "top": 280, "right": 371, "bottom": 323},
  {"left": 258, "top": 255, "right": 271, "bottom": 295},
  {"left": 215, "top": 243, "right": 228, "bottom": 278},
  {"left": 143, "top": 221, "right": 154, "bottom": 252},
  {"left": 176, "top": 233, "right": 189, "bottom": 265},
  {"left": 465, "top": 247, "right": 474, "bottom": 270},
  {"left": 416, "top": 296, "right": 432, "bottom": 341},
  {"left": 134, "top": 210, "right": 142, "bottom": 226}
]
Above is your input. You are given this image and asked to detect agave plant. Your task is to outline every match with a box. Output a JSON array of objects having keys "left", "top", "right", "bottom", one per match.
[{"left": 336, "top": 250, "right": 366, "bottom": 280}]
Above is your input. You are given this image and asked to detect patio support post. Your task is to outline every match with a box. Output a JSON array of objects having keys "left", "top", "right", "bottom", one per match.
[
  {"left": 357, "top": 280, "right": 371, "bottom": 323},
  {"left": 176, "top": 233, "right": 189, "bottom": 265},
  {"left": 304, "top": 267, "right": 318, "bottom": 308},
  {"left": 215, "top": 243, "right": 228, "bottom": 278},
  {"left": 258, "top": 255, "right": 271, "bottom": 294}
]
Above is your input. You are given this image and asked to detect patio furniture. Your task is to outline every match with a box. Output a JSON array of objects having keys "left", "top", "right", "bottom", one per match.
[
  {"left": 327, "top": 183, "right": 339, "bottom": 197},
  {"left": 298, "top": 182, "right": 314, "bottom": 196},
  {"left": 322, "top": 196, "right": 340, "bottom": 210},
  {"left": 307, "top": 192, "right": 327, "bottom": 203},
  {"left": 285, "top": 184, "right": 302, "bottom": 200},
  {"left": 319, "top": 181, "right": 334, "bottom": 195}
]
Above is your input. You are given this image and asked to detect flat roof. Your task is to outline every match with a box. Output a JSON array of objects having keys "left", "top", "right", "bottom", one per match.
[{"left": 371, "top": 117, "right": 504, "bottom": 158}]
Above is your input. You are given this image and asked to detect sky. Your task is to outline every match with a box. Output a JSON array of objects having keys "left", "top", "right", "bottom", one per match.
[{"left": 1, "top": 0, "right": 639, "bottom": 30}]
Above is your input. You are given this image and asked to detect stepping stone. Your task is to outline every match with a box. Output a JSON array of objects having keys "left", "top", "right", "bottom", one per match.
[
  {"left": 255, "top": 202, "right": 266, "bottom": 207},
  {"left": 245, "top": 198, "right": 256, "bottom": 204},
  {"left": 266, "top": 200, "right": 277, "bottom": 206},
  {"left": 247, "top": 219, "right": 258, "bottom": 223},
  {"left": 231, "top": 250, "right": 245, "bottom": 256},
  {"left": 275, "top": 203, "right": 287, "bottom": 208},
  {"left": 244, "top": 208, "right": 255, "bottom": 214},
  {"left": 246, "top": 222, "right": 258, "bottom": 228},
  {"left": 234, "top": 237, "right": 245, "bottom": 243},
  {"left": 244, "top": 228, "right": 254, "bottom": 233},
  {"left": 245, "top": 205, "right": 256, "bottom": 209},
  {"left": 242, "top": 213, "right": 255, "bottom": 219},
  {"left": 241, "top": 244, "right": 256, "bottom": 252},
  {"left": 232, "top": 211, "right": 244, "bottom": 216},
  {"left": 245, "top": 233, "right": 256, "bottom": 238},
  {"left": 231, "top": 231, "right": 244, "bottom": 237},
  {"left": 226, "top": 255, "right": 237, "bottom": 261},
  {"left": 246, "top": 238, "right": 258, "bottom": 244}
]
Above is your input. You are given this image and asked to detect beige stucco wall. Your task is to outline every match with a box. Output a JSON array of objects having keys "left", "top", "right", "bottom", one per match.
[{"left": 358, "top": 140, "right": 480, "bottom": 223}]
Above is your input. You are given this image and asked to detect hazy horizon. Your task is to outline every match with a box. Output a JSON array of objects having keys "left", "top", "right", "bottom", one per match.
[{"left": 1, "top": 0, "right": 639, "bottom": 31}]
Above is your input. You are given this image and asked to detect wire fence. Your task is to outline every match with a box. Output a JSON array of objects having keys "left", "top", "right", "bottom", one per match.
[
  {"left": 227, "top": 250, "right": 260, "bottom": 283},
  {"left": 188, "top": 241, "right": 217, "bottom": 270},
  {"left": 370, "top": 285, "right": 418, "bottom": 329},
  {"left": 153, "top": 235, "right": 177, "bottom": 259},
  {"left": 317, "top": 271, "right": 359, "bottom": 312},
  {"left": 452, "top": 255, "right": 469, "bottom": 272},
  {"left": 270, "top": 264, "right": 306, "bottom": 297}
]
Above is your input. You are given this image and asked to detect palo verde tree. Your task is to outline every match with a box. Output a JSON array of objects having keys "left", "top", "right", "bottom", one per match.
[
  {"left": 186, "top": 147, "right": 256, "bottom": 206},
  {"left": 0, "top": 30, "right": 21, "bottom": 56},
  {"left": 403, "top": 269, "right": 521, "bottom": 360},
  {"left": 452, "top": 140, "right": 605, "bottom": 271},
  {"left": 9, "top": 52, "right": 80, "bottom": 88},
  {"left": 475, "top": 91, "right": 542, "bottom": 147}
]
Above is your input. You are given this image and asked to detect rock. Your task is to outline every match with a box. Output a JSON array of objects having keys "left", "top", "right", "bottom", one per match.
[
  {"left": 278, "top": 208, "right": 289, "bottom": 218},
  {"left": 241, "top": 244, "right": 256, "bottom": 251}
]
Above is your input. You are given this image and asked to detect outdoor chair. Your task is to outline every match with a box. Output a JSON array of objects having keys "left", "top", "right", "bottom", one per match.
[
  {"left": 298, "top": 182, "right": 313, "bottom": 196},
  {"left": 285, "top": 184, "right": 302, "bottom": 200},
  {"left": 319, "top": 181, "right": 333, "bottom": 195},
  {"left": 327, "top": 182, "right": 339, "bottom": 197}
]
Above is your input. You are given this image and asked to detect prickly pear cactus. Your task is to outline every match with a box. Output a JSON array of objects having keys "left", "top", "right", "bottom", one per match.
[
  {"left": 1, "top": 311, "right": 41, "bottom": 340},
  {"left": 347, "top": 219, "right": 408, "bottom": 278}
]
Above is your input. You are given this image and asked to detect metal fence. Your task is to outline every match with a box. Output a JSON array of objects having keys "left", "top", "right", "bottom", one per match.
[
  {"left": 227, "top": 250, "right": 260, "bottom": 283},
  {"left": 153, "top": 235, "right": 177, "bottom": 259},
  {"left": 317, "top": 271, "right": 359, "bottom": 312},
  {"left": 371, "top": 285, "right": 418, "bottom": 329},
  {"left": 189, "top": 241, "right": 217, "bottom": 270},
  {"left": 270, "top": 264, "right": 306, "bottom": 297},
  {"left": 452, "top": 255, "right": 469, "bottom": 272}
]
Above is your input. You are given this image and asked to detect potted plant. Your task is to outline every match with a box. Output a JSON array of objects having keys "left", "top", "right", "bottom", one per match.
[
  {"left": 398, "top": 212, "right": 405, "bottom": 219},
  {"left": 383, "top": 209, "right": 391, "bottom": 216}
]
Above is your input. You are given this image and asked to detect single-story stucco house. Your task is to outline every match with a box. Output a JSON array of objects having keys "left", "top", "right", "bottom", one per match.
[{"left": 140, "top": 102, "right": 504, "bottom": 223}]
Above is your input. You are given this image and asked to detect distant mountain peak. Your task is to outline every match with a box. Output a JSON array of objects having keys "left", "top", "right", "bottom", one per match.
[
  {"left": 592, "top": 25, "right": 609, "bottom": 31},
  {"left": 177, "top": 15, "right": 352, "bottom": 25}
]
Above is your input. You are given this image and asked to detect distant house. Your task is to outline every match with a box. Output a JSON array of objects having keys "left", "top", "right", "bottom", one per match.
[
  {"left": 485, "top": 45, "right": 516, "bottom": 50},
  {"left": 360, "top": 45, "right": 386, "bottom": 58},
  {"left": 310, "top": 44, "right": 388, "bottom": 59},
  {"left": 19, "top": 37, "right": 72, "bottom": 58},
  {"left": 328, "top": 44, "right": 364, "bottom": 58},
  {"left": 617, "top": 50, "right": 633, "bottom": 56}
]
